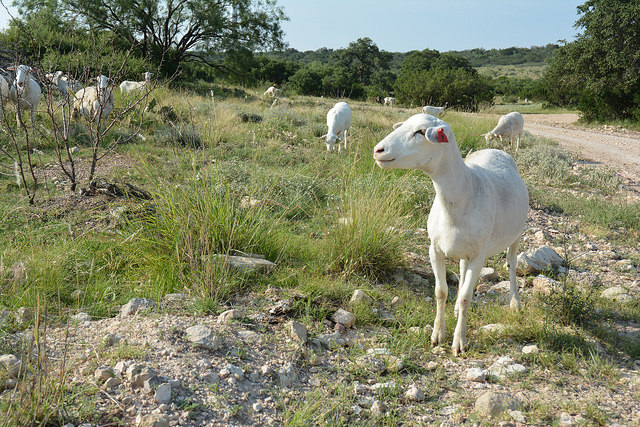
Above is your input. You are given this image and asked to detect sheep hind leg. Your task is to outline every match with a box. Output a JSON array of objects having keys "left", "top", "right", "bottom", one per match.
[
  {"left": 452, "top": 255, "right": 485, "bottom": 355},
  {"left": 506, "top": 238, "right": 521, "bottom": 310},
  {"left": 430, "top": 245, "right": 448, "bottom": 347}
]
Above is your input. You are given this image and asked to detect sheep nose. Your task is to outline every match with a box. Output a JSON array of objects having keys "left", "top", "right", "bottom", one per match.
[{"left": 374, "top": 146, "right": 385, "bottom": 154}]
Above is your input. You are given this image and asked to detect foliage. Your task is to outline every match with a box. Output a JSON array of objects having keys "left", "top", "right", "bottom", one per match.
[
  {"left": 452, "top": 44, "right": 560, "bottom": 67},
  {"left": 544, "top": 0, "right": 640, "bottom": 121},
  {"left": 331, "top": 37, "right": 391, "bottom": 86},
  {"left": 394, "top": 49, "right": 493, "bottom": 109},
  {"left": 12, "top": 0, "right": 287, "bottom": 76}
]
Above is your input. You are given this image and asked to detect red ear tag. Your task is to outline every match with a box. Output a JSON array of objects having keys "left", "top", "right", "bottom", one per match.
[{"left": 436, "top": 128, "right": 448, "bottom": 143}]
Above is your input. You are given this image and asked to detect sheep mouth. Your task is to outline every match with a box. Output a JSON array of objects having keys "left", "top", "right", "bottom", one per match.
[{"left": 375, "top": 158, "right": 395, "bottom": 165}]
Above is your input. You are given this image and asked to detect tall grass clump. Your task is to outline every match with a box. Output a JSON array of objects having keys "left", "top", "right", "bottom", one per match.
[
  {"left": 138, "top": 176, "right": 288, "bottom": 300},
  {"left": 326, "top": 171, "right": 410, "bottom": 278}
]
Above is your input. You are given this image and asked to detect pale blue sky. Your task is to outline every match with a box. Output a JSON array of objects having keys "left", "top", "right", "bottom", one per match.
[{"left": 0, "top": 0, "right": 584, "bottom": 52}]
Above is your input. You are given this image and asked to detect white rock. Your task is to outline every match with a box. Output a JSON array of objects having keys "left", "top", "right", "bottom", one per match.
[
  {"left": 332, "top": 309, "right": 356, "bottom": 328},
  {"left": 120, "top": 298, "right": 155, "bottom": 317},
  {"left": 522, "top": 344, "right": 539, "bottom": 354},
  {"left": 253, "top": 402, "right": 263, "bottom": 412},
  {"left": 479, "top": 323, "right": 506, "bottom": 335},
  {"left": 350, "top": 289, "right": 372, "bottom": 305},
  {"left": 154, "top": 383, "right": 172, "bottom": 404},
  {"left": 288, "top": 320, "right": 307, "bottom": 344},
  {"left": 508, "top": 409, "right": 526, "bottom": 423},
  {"left": 0, "top": 354, "right": 21, "bottom": 378},
  {"left": 71, "top": 312, "right": 92, "bottom": 322},
  {"left": 371, "top": 400, "right": 385, "bottom": 417},
  {"left": 278, "top": 362, "right": 296, "bottom": 387},
  {"left": 185, "top": 325, "right": 222, "bottom": 351},
  {"left": 94, "top": 366, "right": 115, "bottom": 382},
  {"left": 405, "top": 386, "right": 425, "bottom": 401},
  {"left": 515, "top": 246, "right": 564, "bottom": 275},
  {"left": 212, "top": 255, "right": 275, "bottom": 273},
  {"left": 217, "top": 309, "right": 242, "bottom": 324},
  {"left": 465, "top": 367, "right": 486, "bottom": 382},
  {"left": 532, "top": 275, "right": 561, "bottom": 295},
  {"left": 601, "top": 286, "right": 634, "bottom": 302},
  {"left": 138, "top": 413, "right": 169, "bottom": 427},
  {"left": 475, "top": 391, "right": 519, "bottom": 418},
  {"left": 479, "top": 267, "right": 498, "bottom": 282}
]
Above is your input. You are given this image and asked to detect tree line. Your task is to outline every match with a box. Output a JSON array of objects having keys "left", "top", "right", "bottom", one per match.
[{"left": 1, "top": 0, "right": 636, "bottom": 120}]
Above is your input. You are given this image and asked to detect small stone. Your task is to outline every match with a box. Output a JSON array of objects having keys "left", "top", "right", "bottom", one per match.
[
  {"left": 15, "top": 307, "right": 34, "bottom": 323},
  {"left": 104, "top": 377, "right": 122, "bottom": 388},
  {"left": 522, "top": 344, "right": 539, "bottom": 354},
  {"left": 102, "top": 333, "right": 121, "bottom": 347},
  {"left": 212, "top": 254, "right": 275, "bottom": 273},
  {"left": 558, "top": 412, "right": 574, "bottom": 426},
  {"left": 220, "top": 363, "right": 244, "bottom": 380},
  {"left": 0, "top": 354, "right": 21, "bottom": 378},
  {"left": 532, "top": 275, "right": 561, "bottom": 295},
  {"left": 71, "top": 312, "right": 92, "bottom": 323},
  {"left": 288, "top": 320, "right": 307, "bottom": 344},
  {"left": 350, "top": 289, "right": 373, "bottom": 306},
  {"left": 154, "top": 383, "right": 172, "bottom": 404},
  {"left": 479, "top": 267, "right": 498, "bottom": 282},
  {"left": 252, "top": 402, "right": 263, "bottom": 412},
  {"left": 217, "top": 309, "right": 242, "bottom": 324},
  {"left": 371, "top": 400, "right": 386, "bottom": 417},
  {"left": 185, "top": 325, "right": 222, "bottom": 351},
  {"left": 143, "top": 376, "right": 162, "bottom": 393},
  {"left": 372, "top": 381, "right": 396, "bottom": 393},
  {"left": 350, "top": 289, "right": 372, "bottom": 305},
  {"left": 94, "top": 366, "right": 115, "bottom": 382},
  {"left": 125, "top": 363, "right": 142, "bottom": 381},
  {"left": 277, "top": 362, "right": 296, "bottom": 388},
  {"left": 316, "top": 331, "right": 347, "bottom": 349},
  {"left": 133, "top": 367, "right": 157, "bottom": 388},
  {"left": 466, "top": 367, "right": 486, "bottom": 382},
  {"left": 331, "top": 309, "right": 356, "bottom": 328},
  {"left": 390, "top": 296, "right": 403, "bottom": 308},
  {"left": 405, "top": 386, "right": 425, "bottom": 401},
  {"left": 334, "top": 322, "right": 346, "bottom": 334},
  {"left": 203, "top": 371, "right": 219, "bottom": 384},
  {"left": 508, "top": 409, "right": 526, "bottom": 423},
  {"left": 479, "top": 323, "right": 507, "bottom": 335},
  {"left": 70, "top": 146, "right": 80, "bottom": 154},
  {"left": 475, "top": 391, "right": 519, "bottom": 418},
  {"left": 601, "top": 286, "right": 634, "bottom": 302},
  {"left": 515, "top": 246, "right": 563, "bottom": 275},
  {"left": 120, "top": 298, "right": 155, "bottom": 317},
  {"left": 138, "top": 414, "right": 169, "bottom": 427}
]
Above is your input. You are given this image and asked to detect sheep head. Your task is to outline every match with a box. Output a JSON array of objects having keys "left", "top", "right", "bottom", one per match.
[{"left": 373, "top": 113, "right": 454, "bottom": 170}]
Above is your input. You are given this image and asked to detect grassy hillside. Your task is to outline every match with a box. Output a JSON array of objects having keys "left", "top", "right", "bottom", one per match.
[{"left": 0, "top": 87, "right": 639, "bottom": 425}]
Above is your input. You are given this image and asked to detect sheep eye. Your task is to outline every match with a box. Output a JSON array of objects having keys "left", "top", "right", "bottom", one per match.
[{"left": 414, "top": 129, "right": 426, "bottom": 137}]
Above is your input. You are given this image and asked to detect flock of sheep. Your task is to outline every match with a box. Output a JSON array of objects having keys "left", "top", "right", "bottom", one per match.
[
  {"left": 314, "top": 94, "right": 527, "bottom": 354},
  {"left": 0, "top": 65, "right": 153, "bottom": 128}
]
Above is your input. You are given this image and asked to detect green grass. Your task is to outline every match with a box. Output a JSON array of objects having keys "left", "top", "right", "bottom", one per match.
[{"left": 1, "top": 85, "right": 639, "bottom": 424}]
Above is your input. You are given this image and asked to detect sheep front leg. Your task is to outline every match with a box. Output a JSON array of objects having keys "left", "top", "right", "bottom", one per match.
[
  {"left": 430, "top": 244, "right": 448, "bottom": 347},
  {"left": 506, "top": 239, "right": 521, "bottom": 310},
  {"left": 452, "top": 255, "right": 485, "bottom": 355},
  {"left": 454, "top": 259, "right": 468, "bottom": 318},
  {"left": 343, "top": 129, "right": 348, "bottom": 151}
]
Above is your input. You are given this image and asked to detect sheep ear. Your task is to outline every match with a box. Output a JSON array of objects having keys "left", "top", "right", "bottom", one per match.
[
  {"left": 426, "top": 126, "right": 450, "bottom": 143},
  {"left": 320, "top": 134, "right": 327, "bottom": 139},
  {"left": 392, "top": 121, "right": 404, "bottom": 130}
]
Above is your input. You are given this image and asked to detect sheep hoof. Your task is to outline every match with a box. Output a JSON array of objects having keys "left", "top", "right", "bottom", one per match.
[
  {"left": 452, "top": 335, "right": 466, "bottom": 355},
  {"left": 509, "top": 298, "right": 521, "bottom": 311}
]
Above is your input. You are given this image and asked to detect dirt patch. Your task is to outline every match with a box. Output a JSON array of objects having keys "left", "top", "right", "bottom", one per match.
[{"left": 523, "top": 113, "right": 640, "bottom": 193}]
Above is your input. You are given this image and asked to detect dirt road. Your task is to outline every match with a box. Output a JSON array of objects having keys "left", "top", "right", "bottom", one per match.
[{"left": 522, "top": 113, "right": 640, "bottom": 191}]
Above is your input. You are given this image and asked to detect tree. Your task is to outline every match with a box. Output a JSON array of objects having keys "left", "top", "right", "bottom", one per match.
[
  {"left": 544, "top": 0, "right": 640, "bottom": 121},
  {"left": 394, "top": 49, "right": 492, "bottom": 110},
  {"left": 13, "top": 0, "right": 287, "bottom": 76},
  {"left": 333, "top": 37, "right": 391, "bottom": 86}
]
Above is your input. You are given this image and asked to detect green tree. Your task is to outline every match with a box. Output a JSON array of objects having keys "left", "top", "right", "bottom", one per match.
[
  {"left": 394, "top": 49, "right": 492, "bottom": 110},
  {"left": 544, "top": 0, "right": 640, "bottom": 120},
  {"left": 333, "top": 37, "right": 391, "bottom": 86},
  {"left": 13, "top": 0, "right": 287, "bottom": 76}
]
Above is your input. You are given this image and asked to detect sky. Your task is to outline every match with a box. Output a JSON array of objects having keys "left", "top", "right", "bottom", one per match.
[{"left": 0, "top": 0, "right": 584, "bottom": 52}]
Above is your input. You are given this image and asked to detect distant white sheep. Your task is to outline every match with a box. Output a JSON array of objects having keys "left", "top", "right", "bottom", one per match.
[
  {"left": 45, "top": 71, "right": 83, "bottom": 95},
  {"left": 119, "top": 72, "right": 152, "bottom": 94},
  {"left": 73, "top": 75, "right": 114, "bottom": 124},
  {"left": 384, "top": 97, "right": 395, "bottom": 107},
  {"left": 321, "top": 101, "right": 352, "bottom": 152},
  {"left": 484, "top": 111, "right": 524, "bottom": 153},
  {"left": 263, "top": 85, "right": 280, "bottom": 97},
  {"left": 8, "top": 64, "right": 42, "bottom": 127},
  {"left": 373, "top": 113, "right": 529, "bottom": 355},
  {"left": 422, "top": 105, "right": 445, "bottom": 116}
]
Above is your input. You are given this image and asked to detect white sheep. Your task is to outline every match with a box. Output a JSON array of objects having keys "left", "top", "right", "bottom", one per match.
[
  {"left": 373, "top": 113, "right": 529, "bottom": 355},
  {"left": 119, "top": 72, "right": 153, "bottom": 94},
  {"left": 384, "top": 97, "right": 395, "bottom": 107},
  {"left": 422, "top": 105, "right": 445, "bottom": 116},
  {"left": 8, "top": 64, "right": 42, "bottom": 127},
  {"left": 73, "top": 75, "right": 114, "bottom": 124},
  {"left": 263, "top": 85, "right": 280, "bottom": 97},
  {"left": 484, "top": 111, "right": 524, "bottom": 153},
  {"left": 45, "top": 71, "right": 83, "bottom": 95},
  {"left": 321, "top": 101, "right": 352, "bottom": 152}
]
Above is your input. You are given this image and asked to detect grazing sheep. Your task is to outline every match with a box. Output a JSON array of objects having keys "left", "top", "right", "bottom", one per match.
[
  {"left": 422, "top": 105, "right": 445, "bottom": 116},
  {"left": 45, "top": 71, "right": 83, "bottom": 95},
  {"left": 384, "top": 97, "right": 395, "bottom": 107},
  {"left": 263, "top": 85, "right": 280, "bottom": 97},
  {"left": 322, "top": 101, "right": 352, "bottom": 152},
  {"left": 373, "top": 113, "right": 529, "bottom": 355},
  {"left": 73, "top": 75, "right": 114, "bottom": 124},
  {"left": 119, "top": 72, "right": 152, "bottom": 94},
  {"left": 7, "top": 64, "right": 42, "bottom": 127},
  {"left": 484, "top": 111, "right": 524, "bottom": 153}
]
